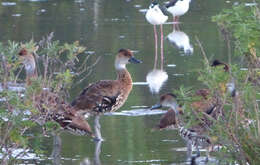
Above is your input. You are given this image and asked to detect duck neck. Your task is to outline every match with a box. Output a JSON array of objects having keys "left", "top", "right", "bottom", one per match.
[
  {"left": 116, "top": 68, "right": 132, "bottom": 85},
  {"left": 169, "top": 102, "right": 179, "bottom": 115}
]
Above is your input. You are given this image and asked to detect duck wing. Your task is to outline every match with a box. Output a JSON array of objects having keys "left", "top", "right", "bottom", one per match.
[
  {"left": 71, "top": 80, "right": 121, "bottom": 113},
  {"left": 157, "top": 109, "right": 177, "bottom": 129}
]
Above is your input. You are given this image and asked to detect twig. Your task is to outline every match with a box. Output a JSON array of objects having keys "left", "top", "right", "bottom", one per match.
[{"left": 195, "top": 36, "right": 209, "bottom": 66}]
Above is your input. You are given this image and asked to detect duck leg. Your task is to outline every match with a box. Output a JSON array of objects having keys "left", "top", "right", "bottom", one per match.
[
  {"left": 160, "top": 24, "right": 164, "bottom": 70},
  {"left": 94, "top": 140, "right": 102, "bottom": 165},
  {"left": 153, "top": 25, "right": 158, "bottom": 69},
  {"left": 94, "top": 115, "right": 104, "bottom": 141},
  {"left": 186, "top": 140, "right": 192, "bottom": 158}
]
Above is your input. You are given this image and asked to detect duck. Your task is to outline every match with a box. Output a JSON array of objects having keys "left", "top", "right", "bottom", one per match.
[
  {"left": 150, "top": 93, "right": 182, "bottom": 129},
  {"left": 71, "top": 49, "right": 142, "bottom": 114},
  {"left": 165, "top": 0, "right": 191, "bottom": 23},
  {"left": 18, "top": 48, "right": 95, "bottom": 138},
  {"left": 18, "top": 48, "right": 38, "bottom": 85},
  {"left": 211, "top": 59, "right": 236, "bottom": 97},
  {"left": 145, "top": 1, "right": 168, "bottom": 68},
  {"left": 151, "top": 93, "right": 213, "bottom": 161}
]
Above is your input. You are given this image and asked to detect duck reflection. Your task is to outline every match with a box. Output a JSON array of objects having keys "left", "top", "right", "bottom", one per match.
[
  {"left": 51, "top": 132, "right": 62, "bottom": 165},
  {"left": 167, "top": 25, "right": 193, "bottom": 55}
]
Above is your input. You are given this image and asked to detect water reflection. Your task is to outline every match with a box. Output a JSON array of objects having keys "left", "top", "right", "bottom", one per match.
[
  {"left": 167, "top": 25, "right": 193, "bottom": 55},
  {"left": 146, "top": 70, "right": 168, "bottom": 94},
  {"left": 146, "top": 32, "right": 168, "bottom": 94},
  {"left": 80, "top": 141, "right": 102, "bottom": 165},
  {"left": 0, "top": 0, "right": 234, "bottom": 164},
  {"left": 51, "top": 132, "right": 62, "bottom": 165}
]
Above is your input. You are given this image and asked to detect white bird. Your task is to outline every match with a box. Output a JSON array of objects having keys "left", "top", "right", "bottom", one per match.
[
  {"left": 145, "top": 2, "right": 168, "bottom": 67},
  {"left": 166, "top": 0, "right": 191, "bottom": 23}
]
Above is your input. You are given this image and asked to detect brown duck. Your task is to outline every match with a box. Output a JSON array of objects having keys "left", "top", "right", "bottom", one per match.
[
  {"left": 71, "top": 49, "right": 142, "bottom": 114},
  {"left": 18, "top": 48, "right": 38, "bottom": 85},
  {"left": 18, "top": 48, "right": 95, "bottom": 138},
  {"left": 151, "top": 93, "right": 183, "bottom": 130},
  {"left": 151, "top": 93, "right": 212, "bottom": 161}
]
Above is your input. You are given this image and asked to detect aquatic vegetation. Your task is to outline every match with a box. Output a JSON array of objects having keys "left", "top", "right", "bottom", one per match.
[
  {"left": 212, "top": 3, "right": 260, "bottom": 68},
  {"left": 172, "top": 4, "right": 260, "bottom": 164},
  {"left": 0, "top": 33, "right": 98, "bottom": 164}
]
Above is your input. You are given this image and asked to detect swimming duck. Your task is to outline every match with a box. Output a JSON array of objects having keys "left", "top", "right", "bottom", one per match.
[
  {"left": 165, "top": 0, "right": 191, "bottom": 22},
  {"left": 151, "top": 93, "right": 182, "bottom": 129},
  {"left": 71, "top": 49, "right": 142, "bottom": 114},
  {"left": 18, "top": 48, "right": 95, "bottom": 138},
  {"left": 145, "top": 1, "right": 168, "bottom": 68},
  {"left": 151, "top": 93, "right": 212, "bottom": 161}
]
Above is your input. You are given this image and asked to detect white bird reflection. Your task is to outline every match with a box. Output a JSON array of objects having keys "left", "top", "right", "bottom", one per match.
[
  {"left": 167, "top": 25, "right": 193, "bottom": 55},
  {"left": 146, "top": 39, "right": 168, "bottom": 94},
  {"left": 146, "top": 70, "right": 168, "bottom": 94}
]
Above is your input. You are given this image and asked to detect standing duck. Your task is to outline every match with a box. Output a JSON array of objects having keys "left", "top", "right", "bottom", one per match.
[
  {"left": 71, "top": 49, "right": 142, "bottom": 114},
  {"left": 18, "top": 48, "right": 38, "bottom": 85},
  {"left": 166, "top": 0, "right": 191, "bottom": 23},
  {"left": 18, "top": 48, "right": 95, "bottom": 138},
  {"left": 71, "top": 49, "right": 142, "bottom": 140}
]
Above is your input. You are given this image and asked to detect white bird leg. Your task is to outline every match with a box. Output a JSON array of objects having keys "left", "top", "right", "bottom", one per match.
[
  {"left": 173, "top": 17, "right": 176, "bottom": 29},
  {"left": 160, "top": 24, "right": 164, "bottom": 70},
  {"left": 153, "top": 25, "right": 158, "bottom": 69},
  {"left": 94, "top": 115, "right": 104, "bottom": 141}
]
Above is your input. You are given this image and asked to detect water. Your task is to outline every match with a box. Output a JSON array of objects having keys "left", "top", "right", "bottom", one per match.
[{"left": 0, "top": 0, "right": 239, "bottom": 164}]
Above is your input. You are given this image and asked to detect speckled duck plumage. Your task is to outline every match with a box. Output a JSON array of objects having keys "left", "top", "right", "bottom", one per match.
[
  {"left": 18, "top": 48, "right": 95, "bottom": 138},
  {"left": 71, "top": 49, "right": 142, "bottom": 114}
]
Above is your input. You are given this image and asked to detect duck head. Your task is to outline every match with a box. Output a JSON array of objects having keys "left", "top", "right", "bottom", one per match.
[
  {"left": 115, "top": 49, "right": 142, "bottom": 70},
  {"left": 151, "top": 93, "right": 180, "bottom": 114},
  {"left": 18, "top": 48, "right": 36, "bottom": 73},
  {"left": 211, "top": 59, "right": 229, "bottom": 72}
]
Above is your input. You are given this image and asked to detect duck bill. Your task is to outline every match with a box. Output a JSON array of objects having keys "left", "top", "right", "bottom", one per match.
[
  {"left": 150, "top": 103, "right": 162, "bottom": 110},
  {"left": 129, "top": 57, "right": 142, "bottom": 64}
]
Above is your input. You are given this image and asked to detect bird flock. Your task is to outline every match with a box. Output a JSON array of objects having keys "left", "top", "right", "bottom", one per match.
[{"left": 6, "top": 0, "right": 240, "bottom": 163}]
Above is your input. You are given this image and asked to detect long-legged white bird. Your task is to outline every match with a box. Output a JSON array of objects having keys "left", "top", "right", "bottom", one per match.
[
  {"left": 145, "top": 2, "right": 168, "bottom": 70},
  {"left": 166, "top": 0, "right": 191, "bottom": 23}
]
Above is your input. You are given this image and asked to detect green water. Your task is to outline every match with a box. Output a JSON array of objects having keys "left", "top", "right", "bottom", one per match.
[{"left": 0, "top": 0, "right": 236, "bottom": 164}]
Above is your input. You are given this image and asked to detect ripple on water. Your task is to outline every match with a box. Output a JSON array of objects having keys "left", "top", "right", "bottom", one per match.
[
  {"left": 134, "top": 4, "right": 142, "bottom": 8},
  {"left": 120, "top": 159, "right": 167, "bottom": 163},
  {"left": 105, "top": 109, "right": 166, "bottom": 117},
  {"left": 133, "top": 82, "right": 148, "bottom": 85},
  {"left": 167, "top": 64, "right": 177, "bottom": 68},
  {"left": 12, "top": 14, "right": 22, "bottom": 17},
  {"left": 2, "top": 2, "right": 16, "bottom": 6},
  {"left": 20, "top": 0, "right": 48, "bottom": 2},
  {"left": 0, "top": 148, "right": 39, "bottom": 160},
  {"left": 138, "top": 9, "right": 148, "bottom": 13}
]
